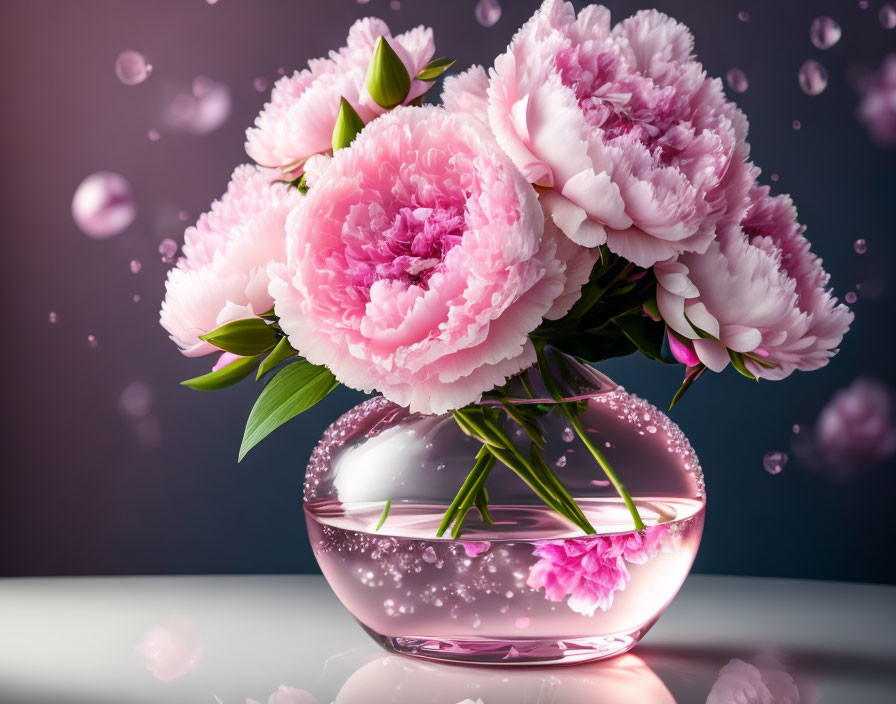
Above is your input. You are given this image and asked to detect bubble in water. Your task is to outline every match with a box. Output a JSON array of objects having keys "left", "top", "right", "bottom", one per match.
[
  {"left": 422, "top": 547, "right": 437, "bottom": 564},
  {"left": 882, "top": 3, "right": 896, "bottom": 28},
  {"left": 792, "top": 120, "right": 802, "bottom": 130},
  {"left": 854, "top": 238, "right": 867, "bottom": 254},
  {"left": 726, "top": 68, "right": 749, "bottom": 93},
  {"left": 48, "top": 312, "right": 58, "bottom": 324},
  {"left": 147, "top": 128, "right": 161, "bottom": 142},
  {"left": 763, "top": 450, "right": 788, "bottom": 475},
  {"left": 561, "top": 427, "right": 574, "bottom": 442},
  {"left": 253, "top": 76, "right": 268, "bottom": 92},
  {"left": 119, "top": 381, "right": 153, "bottom": 420},
  {"left": 475, "top": 0, "right": 502, "bottom": 27},
  {"left": 87, "top": 334, "right": 98, "bottom": 349},
  {"left": 115, "top": 50, "right": 152, "bottom": 86},
  {"left": 809, "top": 17, "right": 841, "bottom": 50},
  {"left": 737, "top": 10, "right": 750, "bottom": 22},
  {"left": 555, "top": 455, "right": 567, "bottom": 468},
  {"left": 798, "top": 60, "right": 828, "bottom": 96},
  {"left": 845, "top": 291, "right": 858, "bottom": 304},
  {"left": 159, "top": 238, "right": 178, "bottom": 264},
  {"left": 72, "top": 171, "right": 136, "bottom": 239},
  {"left": 164, "top": 76, "right": 232, "bottom": 135},
  {"left": 129, "top": 259, "right": 142, "bottom": 274}
]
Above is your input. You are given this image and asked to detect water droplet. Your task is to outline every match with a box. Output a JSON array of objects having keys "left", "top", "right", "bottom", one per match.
[
  {"left": 737, "top": 10, "right": 750, "bottom": 22},
  {"left": 809, "top": 17, "right": 841, "bottom": 50},
  {"left": 726, "top": 68, "right": 748, "bottom": 93},
  {"left": 882, "top": 3, "right": 896, "bottom": 28},
  {"left": 87, "top": 334, "right": 98, "bottom": 349},
  {"left": 159, "top": 237, "right": 178, "bottom": 264},
  {"left": 206, "top": 0, "right": 219, "bottom": 4},
  {"left": 798, "top": 60, "right": 828, "bottom": 96},
  {"left": 555, "top": 455, "right": 567, "bottom": 468},
  {"left": 48, "top": 312, "right": 58, "bottom": 324},
  {"left": 72, "top": 172, "right": 136, "bottom": 239},
  {"left": 115, "top": 50, "right": 152, "bottom": 86},
  {"left": 854, "top": 238, "right": 867, "bottom": 254},
  {"left": 119, "top": 381, "right": 153, "bottom": 420},
  {"left": 792, "top": 120, "right": 802, "bottom": 131},
  {"left": 561, "top": 426, "right": 574, "bottom": 442},
  {"left": 133, "top": 294, "right": 141, "bottom": 303},
  {"left": 422, "top": 546, "right": 437, "bottom": 564},
  {"left": 253, "top": 76, "right": 267, "bottom": 92},
  {"left": 471, "top": 614, "right": 481, "bottom": 628},
  {"left": 763, "top": 450, "right": 788, "bottom": 475},
  {"left": 646, "top": 425, "right": 657, "bottom": 434},
  {"left": 475, "top": 0, "right": 502, "bottom": 27},
  {"left": 129, "top": 259, "right": 142, "bottom": 274},
  {"left": 147, "top": 128, "right": 161, "bottom": 142},
  {"left": 178, "top": 210, "right": 190, "bottom": 221},
  {"left": 770, "top": 173, "right": 780, "bottom": 182},
  {"left": 845, "top": 291, "right": 857, "bottom": 304}
]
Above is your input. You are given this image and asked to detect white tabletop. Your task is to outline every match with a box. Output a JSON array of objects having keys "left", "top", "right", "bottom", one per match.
[{"left": 0, "top": 574, "right": 893, "bottom": 703}]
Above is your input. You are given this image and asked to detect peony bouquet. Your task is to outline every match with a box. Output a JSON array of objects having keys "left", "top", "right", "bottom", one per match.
[{"left": 161, "top": 0, "right": 852, "bottom": 537}]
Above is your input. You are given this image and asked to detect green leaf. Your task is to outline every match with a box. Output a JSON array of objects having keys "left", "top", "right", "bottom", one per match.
[
  {"left": 256, "top": 336, "right": 297, "bottom": 380},
  {"left": 376, "top": 499, "right": 391, "bottom": 532},
  {"left": 683, "top": 311, "right": 719, "bottom": 341},
  {"left": 181, "top": 355, "right": 260, "bottom": 391},
  {"left": 728, "top": 350, "right": 758, "bottom": 381},
  {"left": 366, "top": 36, "right": 411, "bottom": 109},
  {"left": 642, "top": 296, "right": 660, "bottom": 320},
  {"left": 501, "top": 401, "right": 546, "bottom": 449},
  {"left": 331, "top": 97, "right": 366, "bottom": 152},
  {"left": 239, "top": 360, "right": 339, "bottom": 461},
  {"left": 200, "top": 318, "right": 278, "bottom": 356},
  {"left": 416, "top": 57, "right": 456, "bottom": 81},
  {"left": 669, "top": 364, "right": 706, "bottom": 410},
  {"left": 612, "top": 314, "right": 670, "bottom": 363}
]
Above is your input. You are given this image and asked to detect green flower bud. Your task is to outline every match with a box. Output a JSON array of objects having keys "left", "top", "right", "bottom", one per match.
[
  {"left": 331, "top": 97, "right": 365, "bottom": 152},
  {"left": 366, "top": 36, "right": 411, "bottom": 109}
]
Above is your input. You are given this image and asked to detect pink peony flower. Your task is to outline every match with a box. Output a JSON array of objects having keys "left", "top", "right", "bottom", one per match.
[
  {"left": 443, "top": 0, "right": 752, "bottom": 267},
  {"left": 656, "top": 184, "right": 853, "bottom": 378},
  {"left": 461, "top": 541, "right": 491, "bottom": 558},
  {"left": 856, "top": 54, "right": 896, "bottom": 147},
  {"left": 526, "top": 526, "right": 666, "bottom": 615},
  {"left": 245, "top": 18, "right": 435, "bottom": 172},
  {"left": 269, "top": 106, "right": 581, "bottom": 415},
  {"left": 707, "top": 658, "right": 801, "bottom": 704},
  {"left": 814, "top": 377, "right": 896, "bottom": 474},
  {"left": 135, "top": 615, "right": 203, "bottom": 682},
  {"left": 160, "top": 165, "right": 301, "bottom": 357}
]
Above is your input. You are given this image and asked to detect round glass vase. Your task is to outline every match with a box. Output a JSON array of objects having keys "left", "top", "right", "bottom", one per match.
[{"left": 304, "top": 348, "right": 705, "bottom": 666}]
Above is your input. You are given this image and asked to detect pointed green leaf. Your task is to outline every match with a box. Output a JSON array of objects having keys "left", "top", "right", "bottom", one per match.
[
  {"left": 612, "top": 314, "right": 671, "bottom": 363},
  {"left": 669, "top": 364, "right": 706, "bottom": 410},
  {"left": 376, "top": 499, "right": 392, "bottom": 532},
  {"left": 642, "top": 296, "right": 660, "bottom": 320},
  {"left": 728, "top": 350, "right": 758, "bottom": 381},
  {"left": 366, "top": 36, "right": 411, "bottom": 109},
  {"left": 256, "top": 336, "right": 297, "bottom": 380},
  {"left": 239, "top": 360, "right": 339, "bottom": 461},
  {"left": 416, "top": 57, "right": 456, "bottom": 81},
  {"left": 181, "top": 355, "right": 260, "bottom": 391},
  {"left": 332, "top": 97, "right": 366, "bottom": 152},
  {"left": 200, "top": 318, "right": 278, "bottom": 356}
]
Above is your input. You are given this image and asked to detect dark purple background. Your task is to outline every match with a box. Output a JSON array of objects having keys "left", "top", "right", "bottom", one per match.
[{"left": 1, "top": 0, "right": 894, "bottom": 581}]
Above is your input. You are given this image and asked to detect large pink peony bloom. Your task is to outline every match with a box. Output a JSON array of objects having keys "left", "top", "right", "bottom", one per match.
[
  {"left": 269, "top": 106, "right": 579, "bottom": 415},
  {"left": 443, "top": 0, "right": 752, "bottom": 267},
  {"left": 160, "top": 165, "right": 301, "bottom": 357},
  {"left": 245, "top": 18, "right": 435, "bottom": 172},
  {"left": 526, "top": 526, "right": 666, "bottom": 615},
  {"left": 656, "top": 184, "right": 853, "bottom": 378}
]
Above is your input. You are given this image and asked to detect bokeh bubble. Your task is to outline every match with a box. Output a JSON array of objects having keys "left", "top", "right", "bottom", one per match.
[{"left": 72, "top": 171, "right": 136, "bottom": 239}]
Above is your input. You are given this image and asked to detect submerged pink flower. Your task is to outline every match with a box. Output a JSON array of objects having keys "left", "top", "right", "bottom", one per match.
[
  {"left": 527, "top": 526, "right": 666, "bottom": 615},
  {"left": 656, "top": 184, "right": 853, "bottom": 378},
  {"left": 443, "top": 0, "right": 752, "bottom": 267},
  {"left": 245, "top": 18, "right": 435, "bottom": 172},
  {"left": 160, "top": 165, "right": 301, "bottom": 357},
  {"left": 856, "top": 54, "right": 896, "bottom": 147},
  {"left": 270, "top": 106, "right": 575, "bottom": 415}
]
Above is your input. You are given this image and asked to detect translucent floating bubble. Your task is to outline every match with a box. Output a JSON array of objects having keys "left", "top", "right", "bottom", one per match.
[
  {"left": 422, "top": 547, "right": 437, "bottom": 564},
  {"left": 770, "top": 173, "right": 780, "bottom": 182},
  {"left": 881, "top": 3, "right": 896, "bottom": 29},
  {"left": 475, "top": 0, "right": 502, "bottom": 27},
  {"left": 163, "top": 75, "right": 232, "bottom": 135},
  {"left": 159, "top": 237, "right": 179, "bottom": 264},
  {"left": 809, "top": 16, "right": 841, "bottom": 50},
  {"left": 726, "top": 68, "right": 748, "bottom": 93},
  {"left": 762, "top": 450, "right": 788, "bottom": 475},
  {"left": 129, "top": 259, "right": 142, "bottom": 274},
  {"left": 561, "top": 427, "right": 574, "bottom": 442},
  {"left": 389, "top": 0, "right": 401, "bottom": 9},
  {"left": 48, "top": 312, "right": 58, "bottom": 324},
  {"left": 133, "top": 294, "right": 142, "bottom": 303},
  {"left": 72, "top": 171, "right": 136, "bottom": 239},
  {"left": 792, "top": 120, "right": 802, "bottom": 130},
  {"left": 854, "top": 238, "right": 867, "bottom": 254},
  {"left": 845, "top": 291, "right": 858, "bottom": 304},
  {"left": 119, "top": 381, "right": 153, "bottom": 420},
  {"left": 798, "top": 60, "right": 828, "bottom": 96},
  {"left": 206, "top": 0, "right": 219, "bottom": 4},
  {"left": 859, "top": 1, "right": 869, "bottom": 9},
  {"left": 178, "top": 210, "right": 190, "bottom": 221},
  {"left": 357, "top": 0, "right": 371, "bottom": 4},
  {"left": 792, "top": 424, "right": 801, "bottom": 434},
  {"left": 737, "top": 11, "right": 750, "bottom": 22},
  {"left": 87, "top": 334, "right": 98, "bottom": 349},
  {"left": 555, "top": 455, "right": 567, "bottom": 468},
  {"left": 253, "top": 76, "right": 267, "bottom": 92},
  {"left": 115, "top": 50, "right": 152, "bottom": 86},
  {"left": 147, "top": 128, "right": 161, "bottom": 142}
]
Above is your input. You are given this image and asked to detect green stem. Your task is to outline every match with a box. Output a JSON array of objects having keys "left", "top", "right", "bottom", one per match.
[
  {"left": 450, "top": 457, "right": 495, "bottom": 539},
  {"left": 376, "top": 499, "right": 391, "bottom": 532},
  {"left": 436, "top": 446, "right": 491, "bottom": 537}
]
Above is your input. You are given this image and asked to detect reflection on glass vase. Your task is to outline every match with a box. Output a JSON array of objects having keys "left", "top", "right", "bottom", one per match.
[{"left": 304, "top": 348, "right": 705, "bottom": 665}]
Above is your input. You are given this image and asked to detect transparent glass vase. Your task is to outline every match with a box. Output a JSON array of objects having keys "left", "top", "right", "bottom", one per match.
[{"left": 304, "top": 348, "right": 705, "bottom": 666}]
